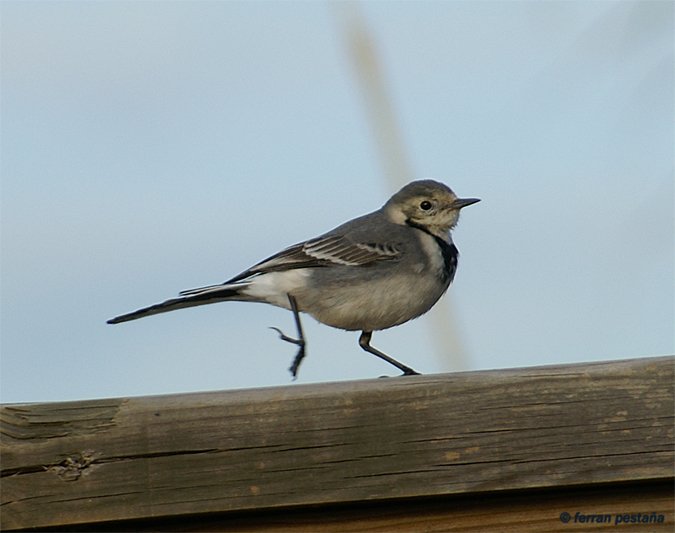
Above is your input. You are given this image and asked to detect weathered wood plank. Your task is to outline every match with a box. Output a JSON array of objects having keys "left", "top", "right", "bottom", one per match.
[
  {"left": 1, "top": 356, "right": 673, "bottom": 530},
  {"left": 36, "top": 481, "right": 675, "bottom": 532}
]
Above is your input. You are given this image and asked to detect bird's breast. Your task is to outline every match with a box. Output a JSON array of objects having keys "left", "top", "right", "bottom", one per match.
[{"left": 414, "top": 230, "right": 458, "bottom": 284}]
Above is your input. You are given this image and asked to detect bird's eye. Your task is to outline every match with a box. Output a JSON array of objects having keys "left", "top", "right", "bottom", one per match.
[{"left": 420, "top": 200, "right": 433, "bottom": 211}]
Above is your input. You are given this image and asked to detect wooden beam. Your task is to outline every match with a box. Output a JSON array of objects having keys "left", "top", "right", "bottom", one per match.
[
  {"left": 2, "top": 356, "right": 673, "bottom": 531},
  {"left": 21, "top": 482, "right": 672, "bottom": 532}
]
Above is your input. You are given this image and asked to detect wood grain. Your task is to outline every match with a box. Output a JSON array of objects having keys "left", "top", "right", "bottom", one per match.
[
  {"left": 38, "top": 482, "right": 675, "bottom": 532},
  {"left": 2, "top": 356, "right": 673, "bottom": 531}
]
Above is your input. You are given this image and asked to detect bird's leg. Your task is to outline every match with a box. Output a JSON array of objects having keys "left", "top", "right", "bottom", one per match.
[
  {"left": 269, "top": 294, "right": 306, "bottom": 379},
  {"left": 358, "top": 331, "right": 420, "bottom": 376}
]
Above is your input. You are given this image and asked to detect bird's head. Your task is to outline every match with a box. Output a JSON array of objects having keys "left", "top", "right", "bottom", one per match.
[{"left": 384, "top": 179, "right": 480, "bottom": 236}]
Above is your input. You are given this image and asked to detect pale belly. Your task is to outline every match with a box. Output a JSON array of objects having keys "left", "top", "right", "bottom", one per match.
[{"left": 296, "top": 269, "right": 449, "bottom": 331}]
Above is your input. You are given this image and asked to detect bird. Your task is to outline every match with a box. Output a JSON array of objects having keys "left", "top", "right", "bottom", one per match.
[{"left": 107, "top": 179, "right": 480, "bottom": 378}]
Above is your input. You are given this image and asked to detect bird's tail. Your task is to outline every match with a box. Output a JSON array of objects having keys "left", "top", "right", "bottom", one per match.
[{"left": 107, "top": 284, "right": 243, "bottom": 324}]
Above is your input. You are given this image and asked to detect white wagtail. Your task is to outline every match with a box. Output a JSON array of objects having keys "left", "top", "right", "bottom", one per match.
[{"left": 108, "top": 180, "right": 479, "bottom": 377}]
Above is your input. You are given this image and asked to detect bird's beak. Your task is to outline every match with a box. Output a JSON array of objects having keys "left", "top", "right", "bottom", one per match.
[{"left": 453, "top": 197, "right": 481, "bottom": 209}]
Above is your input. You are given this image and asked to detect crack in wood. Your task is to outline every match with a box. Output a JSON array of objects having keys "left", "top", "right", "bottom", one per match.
[{"left": 1, "top": 448, "right": 220, "bottom": 479}]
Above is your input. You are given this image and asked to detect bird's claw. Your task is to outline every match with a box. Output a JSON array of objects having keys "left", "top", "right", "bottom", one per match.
[
  {"left": 378, "top": 369, "right": 421, "bottom": 378},
  {"left": 269, "top": 326, "right": 306, "bottom": 379},
  {"left": 269, "top": 326, "right": 303, "bottom": 347},
  {"left": 288, "top": 347, "right": 306, "bottom": 380}
]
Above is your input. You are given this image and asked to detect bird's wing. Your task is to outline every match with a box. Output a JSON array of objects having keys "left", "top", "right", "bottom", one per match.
[
  {"left": 243, "top": 234, "right": 402, "bottom": 276},
  {"left": 179, "top": 235, "right": 401, "bottom": 295}
]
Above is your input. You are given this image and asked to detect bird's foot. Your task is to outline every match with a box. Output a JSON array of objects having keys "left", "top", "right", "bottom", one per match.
[
  {"left": 377, "top": 369, "right": 421, "bottom": 378},
  {"left": 269, "top": 326, "right": 303, "bottom": 347},
  {"left": 270, "top": 327, "right": 306, "bottom": 379},
  {"left": 288, "top": 347, "right": 305, "bottom": 380}
]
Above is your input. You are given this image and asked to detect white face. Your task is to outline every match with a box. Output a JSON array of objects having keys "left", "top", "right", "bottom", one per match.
[
  {"left": 403, "top": 191, "right": 459, "bottom": 222},
  {"left": 384, "top": 180, "right": 479, "bottom": 234},
  {"left": 390, "top": 192, "right": 461, "bottom": 233}
]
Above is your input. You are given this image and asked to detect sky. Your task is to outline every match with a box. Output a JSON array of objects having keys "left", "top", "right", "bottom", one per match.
[{"left": 1, "top": 0, "right": 673, "bottom": 403}]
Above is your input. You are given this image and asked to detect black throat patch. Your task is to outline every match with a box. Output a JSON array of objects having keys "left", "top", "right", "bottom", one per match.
[{"left": 405, "top": 219, "right": 459, "bottom": 284}]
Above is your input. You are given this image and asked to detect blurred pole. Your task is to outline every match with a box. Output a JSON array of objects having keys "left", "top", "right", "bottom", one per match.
[{"left": 335, "top": 3, "right": 470, "bottom": 370}]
